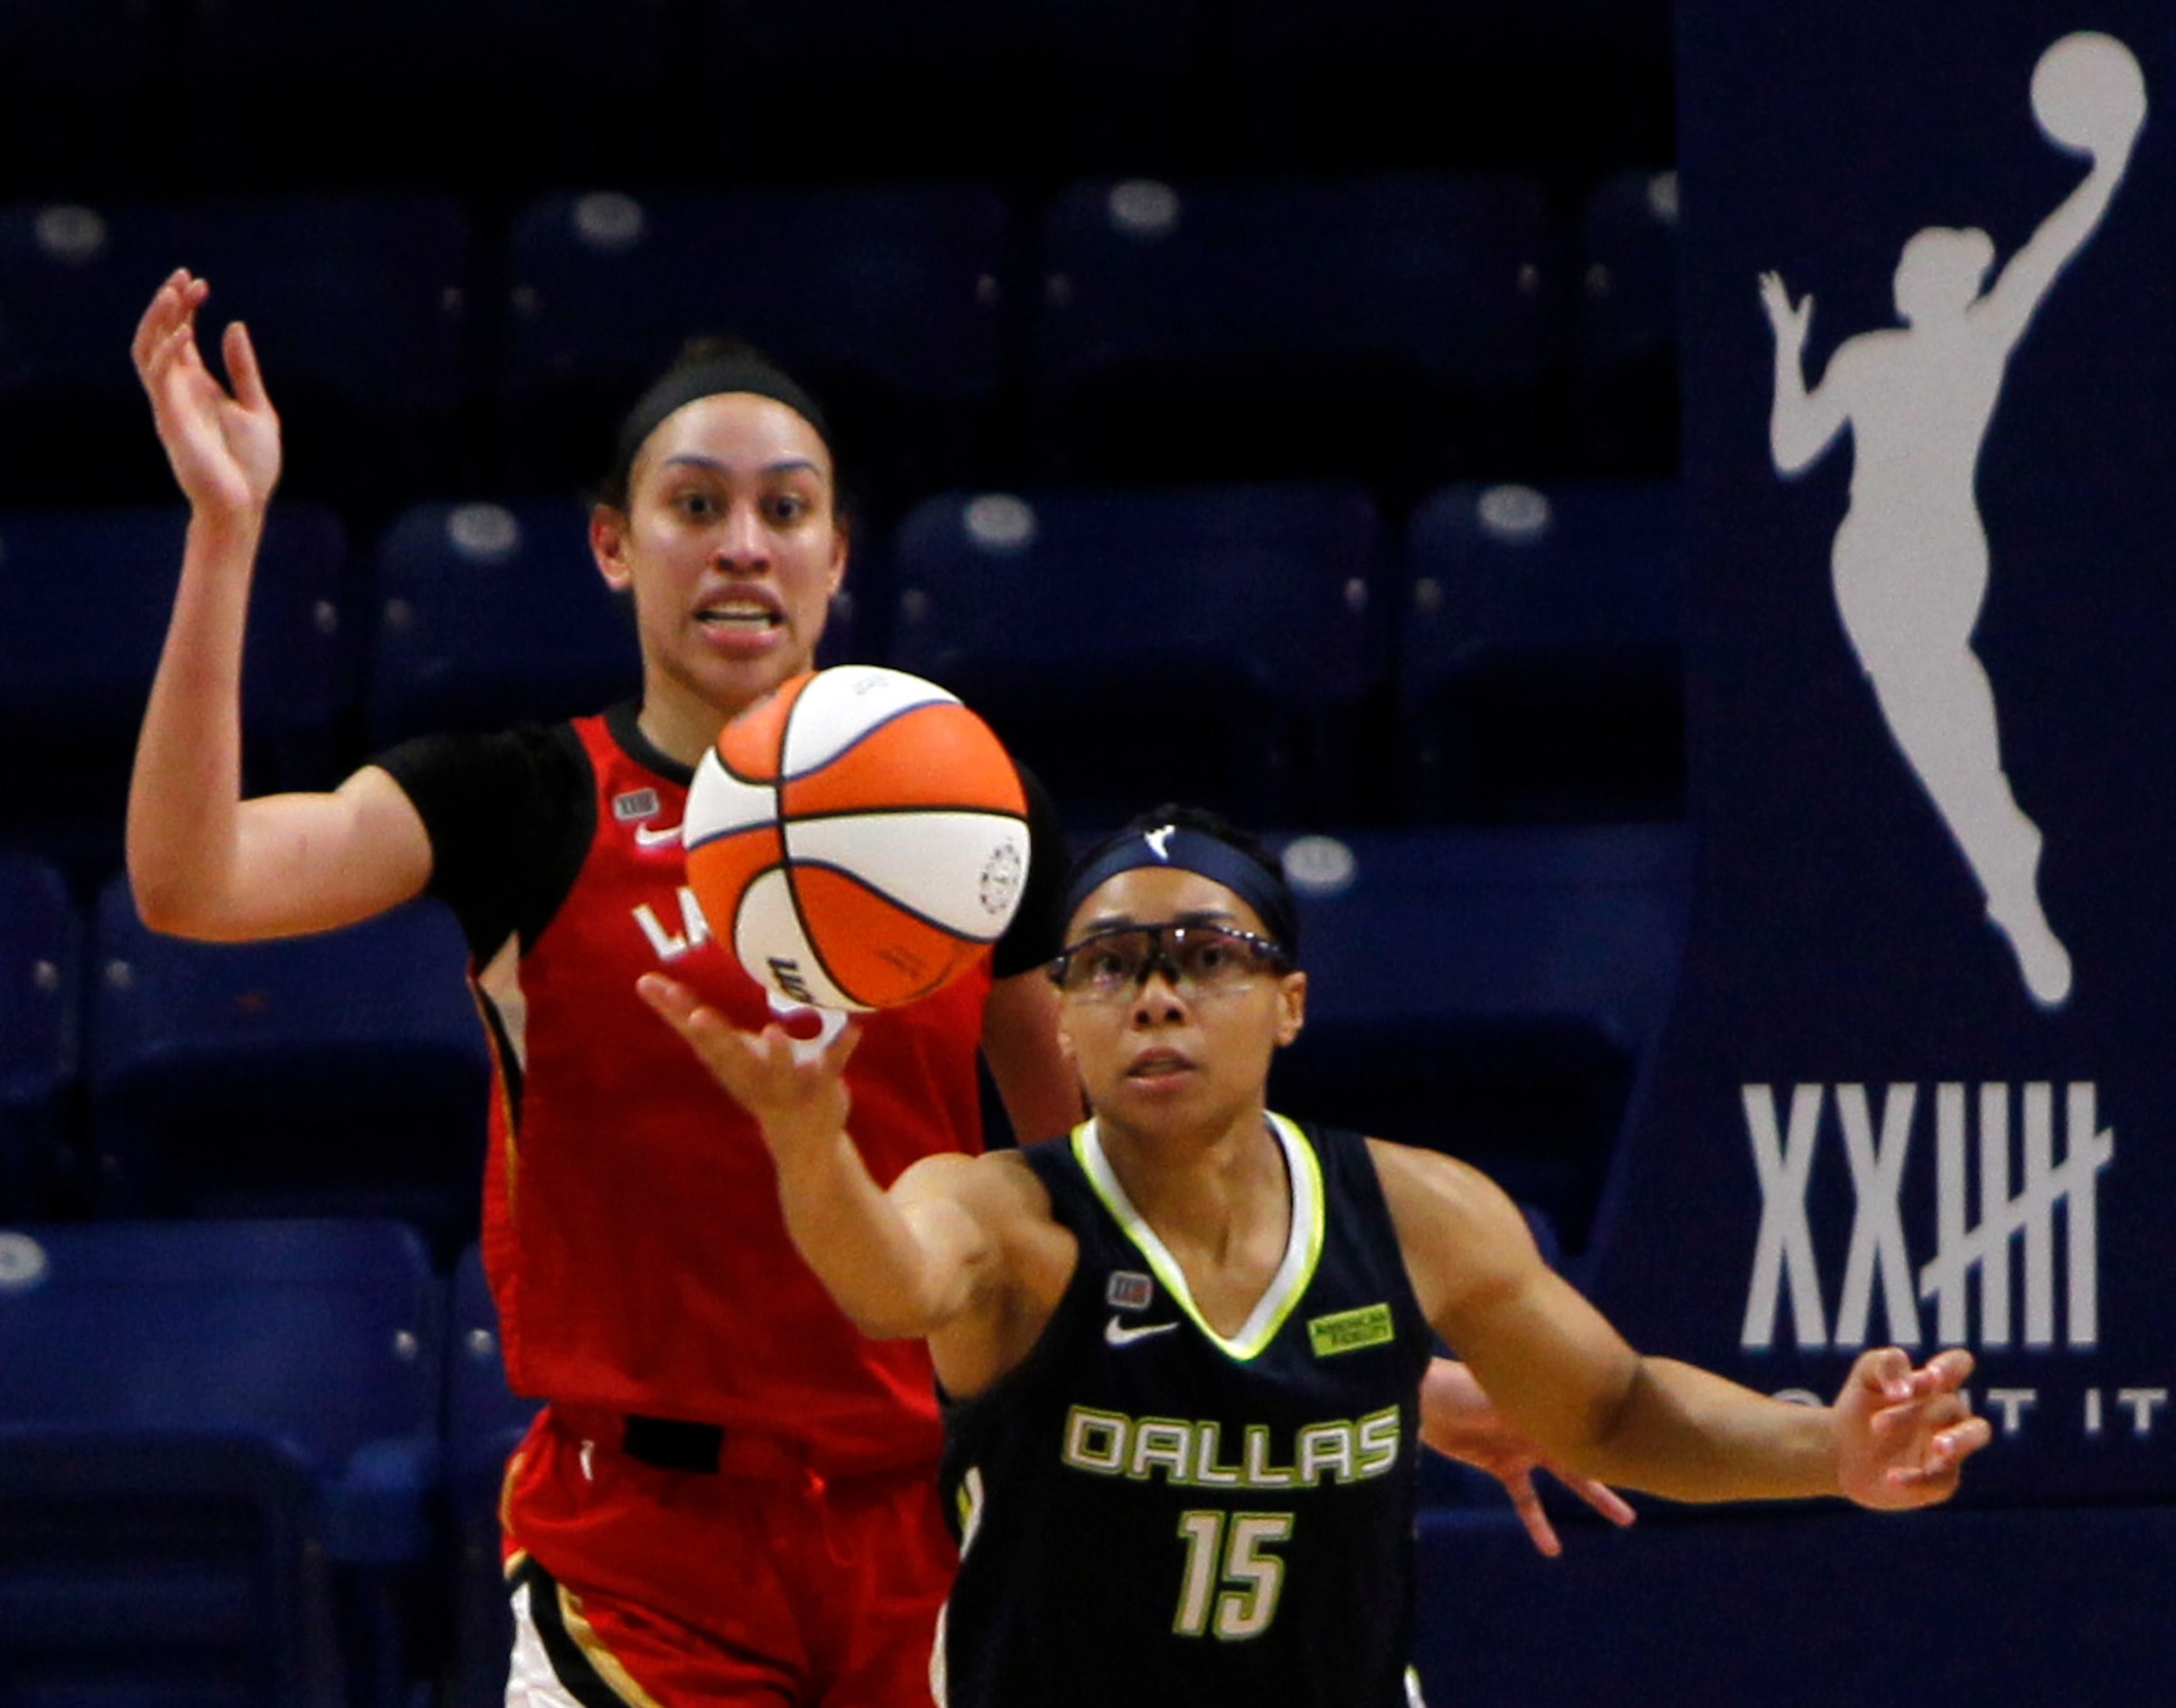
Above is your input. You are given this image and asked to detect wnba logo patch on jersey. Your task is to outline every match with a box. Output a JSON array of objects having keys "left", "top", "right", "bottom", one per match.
[
  {"left": 1308, "top": 1303, "right": 1395, "bottom": 1358},
  {"left": 1106, "top": 1271, "right": 1155, "bottom": 1311}
]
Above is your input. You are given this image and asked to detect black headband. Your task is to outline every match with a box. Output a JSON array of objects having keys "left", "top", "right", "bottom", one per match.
[
  {"left": 1063, "top": 825, "right": 1298, "bottom": 953},
  {"left": 610, "top": 355, "right": 832, "bottom": 492}
]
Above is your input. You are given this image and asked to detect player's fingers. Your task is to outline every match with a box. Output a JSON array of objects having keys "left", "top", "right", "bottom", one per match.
[
  {"left": 636, "top": 973, "right": 744, "bottom": 1071},
  {"left": 223, "top": 319, "right": 272, "bottom": 413},
  {"left": 819, "top": 1018, "right": 865, "bottom": 1076},
  {"left": 158, "top": 319, "right": 204, "bottom": 382},
  {"left": 1565, "top": 1473, "right": 1637, "bottom": 1529},
  {"left": 1921, "top": 1347, "right": 1975, "bottom": 1392},
  {"left": 1942, "top": 1413, "right": 1994, "bottom": 1462},
  {"left": 1854, "top": 1345, "right": 1915, "bottom": 1405},
  {"left": 1869, "top": 1383, "right": 1968, "bottom": 1437},
  {"left": 1884, "top": 1410, "right": 1992, "bottom": 1489},
  {"left": 130, "top": 272, "right": 187, "bottom": 371},
  {"left": 1501, "top": 1471, "right": 1561, "bottom": 1559},
  {"left": 134, "top": 296, "right": 195, "bottom": 385},
  {"left": 635, "top": 970, "right": 699, "bottom": 1021},
  {"left": 139, "top": 323, "right": 202, "bottom": 417}
]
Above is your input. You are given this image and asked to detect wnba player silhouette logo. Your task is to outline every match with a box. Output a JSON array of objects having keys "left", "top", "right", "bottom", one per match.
[{"left": 1759, "top": 31, "right": 2145, "bottom": 1010}]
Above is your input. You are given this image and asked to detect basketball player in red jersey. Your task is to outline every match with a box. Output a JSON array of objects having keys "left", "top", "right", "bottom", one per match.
[{"left": 124, "top": 268, "right": 1623, "bottom": 1705}]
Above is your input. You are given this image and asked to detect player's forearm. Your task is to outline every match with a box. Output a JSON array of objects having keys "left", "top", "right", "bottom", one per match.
[
  {"left": 126, "top": 510, "right": 263, "bottom": 934},
  {"left": 771, "top": 1131, "right": 965, "bottom": 1340},
  {"left": 1581, "top": 1356, "right": 1838, "bottom": 1503}
]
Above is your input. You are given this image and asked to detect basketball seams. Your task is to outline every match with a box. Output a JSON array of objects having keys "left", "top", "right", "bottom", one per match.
[
  {"left": 682, "top": 821, "right": 769, "bottom": 856},
  {"left": 787, "top": 859, "right": 1014, "bottom": 948},
  {"left": 710, "top": 748, "right": 783, "bottom": 789},
  {"left": 766, "top": 804, "right": 1030, "bottom": 826},
  {"left": 774, "top": 696, "right": 958, "bottom": 786},
  {"left": 711, "top": 671, "right": 815, "bottom": 787}
]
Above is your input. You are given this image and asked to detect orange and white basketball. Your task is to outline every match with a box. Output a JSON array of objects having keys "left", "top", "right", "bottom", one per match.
[{"left": 684, "top": 666, "right": 1031, "bottom": 1011}]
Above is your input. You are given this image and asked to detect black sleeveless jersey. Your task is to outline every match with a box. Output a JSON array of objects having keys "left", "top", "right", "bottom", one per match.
[{"left": 936, "top": 1115, "right": 1436, "bottom": 1708}]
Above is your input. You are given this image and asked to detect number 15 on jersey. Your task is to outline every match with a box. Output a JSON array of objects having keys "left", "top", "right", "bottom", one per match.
[{"left": 1174, "top": 1511, "right": 1293, "bottom": 1640}]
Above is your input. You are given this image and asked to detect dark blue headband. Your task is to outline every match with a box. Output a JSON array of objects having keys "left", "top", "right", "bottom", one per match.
[
  {"left": 1063, "top": 826, "right": 1297, "bottom": 952},
  {"left": 611, "top": 355, "right": 832, "bottom": 491}
]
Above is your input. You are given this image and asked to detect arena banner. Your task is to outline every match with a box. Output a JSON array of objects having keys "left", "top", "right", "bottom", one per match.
[{"left": 1585, "top": 7, "right": 2176, "bottom": 1498}]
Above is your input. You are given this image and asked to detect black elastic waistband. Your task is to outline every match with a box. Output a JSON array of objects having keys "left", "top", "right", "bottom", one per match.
[{"left": 621, "top": 1412, "right": 723, "bottom": 1473}]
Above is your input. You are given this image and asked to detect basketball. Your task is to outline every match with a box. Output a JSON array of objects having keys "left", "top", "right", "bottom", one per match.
[
  {"left": 683, "top": 665, "right": 1032, "bottom": 1011},
  {"left": 2030, "top": 31, "right": 2146, "bottom": 158}
]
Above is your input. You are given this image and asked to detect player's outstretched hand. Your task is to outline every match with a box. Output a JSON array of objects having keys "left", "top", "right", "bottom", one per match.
[
  {"left": 638, "top": 973, "right": 863, "bottom": 1161},
  {"left": 131, "top": 268, "right": 281, "bottom": 524},
  {"left": 1831, "top": 1347, "right": 1990, "bottom": 1511},
  {"left": 1417, "top": 1359, "right": 1637, "bottom": 1557}
]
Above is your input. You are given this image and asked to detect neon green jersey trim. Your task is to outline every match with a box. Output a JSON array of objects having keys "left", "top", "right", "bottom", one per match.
[{"left": 1072, "top": 1112, "right": 1326, "bottom": 1362}]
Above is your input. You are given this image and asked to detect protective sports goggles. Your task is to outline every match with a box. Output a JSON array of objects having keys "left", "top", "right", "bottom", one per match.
[{"left": 1048, "top": 922, "right": 1294, "bottom": 1001}]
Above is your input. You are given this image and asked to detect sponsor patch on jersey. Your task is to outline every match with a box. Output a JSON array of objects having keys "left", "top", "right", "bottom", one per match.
[
  {"left": 612, "top": 788, "right": 661, "bottom": 822},
  {"left": 1307, "top": 1302, "right": 1394, "bottom": 1358},
  {"left": 1105, "top": 1270, "right": 1154, "bottom": 1311}
]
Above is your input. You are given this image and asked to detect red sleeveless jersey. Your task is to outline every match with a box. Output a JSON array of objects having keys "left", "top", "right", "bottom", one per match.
[{"left": 468, "top": 713, "right": 994, "bottom": 1478}]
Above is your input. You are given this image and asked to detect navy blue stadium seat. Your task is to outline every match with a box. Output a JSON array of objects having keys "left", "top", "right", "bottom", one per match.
[
  {"left": 888, "top": 483, "right": 1385, "bottom": 828},
  {"left": 1567, "top": 168, "right": 1682, "bottom": 475},
  {"left": 1395, "top": 479, "right": 1688, "bottom": 823},
  {"left": 0, "top": 1215, "right": 445, "bottom": 1708},
  {"left": 365, "top": 498, "right": 642, "bottom": 749},
  {"left": 0, "top": 195, "right": 476, "bottom": 514},
  {"left": 497, "top": 184, "right": 1012, "bottom": 517},
  {"left": 1412, "top": 1502, "right": 2176, "bottom": 1706},
  {"left": 0, "top": 504, "right": 350, "bottom": 884},
  {"left": 0, "top": 852, "right": 80, "bottom": 1219},
  {"left": 444, "top": 1242, "right": 542, "bottom": 1708},
  {"left": 1266, "top": 825, "right": 1690, "bottom": 1256},
  {"left": 85, "top": 878, "right": 489, "bottom": 1259},
  {"left": 365, "top": 498, "right": 867, "bottom": 753},
  {"left": 1029, "top": 171, "right": 1565, "bottom": 497}
]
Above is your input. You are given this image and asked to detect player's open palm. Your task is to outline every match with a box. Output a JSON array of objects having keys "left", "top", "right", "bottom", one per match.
[
  {"left": 1832, "top": 1346, "right": 1990, "bottom": 1510},
  {"left": 638, "top": 972, "right": 863, "bottom": 1162},
  {"left": 132, "top": 268, "right": 282, "bottom": 520}
]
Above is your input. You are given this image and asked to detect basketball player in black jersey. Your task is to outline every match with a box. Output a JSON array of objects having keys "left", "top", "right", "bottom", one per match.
[{"left": 643, "top": 806, "right": 1989, "bottom": 1707}]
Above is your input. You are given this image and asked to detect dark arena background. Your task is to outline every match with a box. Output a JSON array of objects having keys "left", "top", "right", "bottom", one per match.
[{"left": 1, "top": 2, "right": 2171, "bottom": 1703}]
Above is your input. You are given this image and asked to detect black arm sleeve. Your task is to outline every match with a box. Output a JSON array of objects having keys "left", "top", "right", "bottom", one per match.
[
  {"left": 990, "top": 762, "right": 1073, "bottom": 980},
  {"left": 371, "top": 723, "right": 595, "bottom": 966}
]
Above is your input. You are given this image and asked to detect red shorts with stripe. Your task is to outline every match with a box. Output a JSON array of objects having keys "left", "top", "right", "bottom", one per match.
[{"left": 502, "top": 1403, "right": 958, "bottom": 1706}]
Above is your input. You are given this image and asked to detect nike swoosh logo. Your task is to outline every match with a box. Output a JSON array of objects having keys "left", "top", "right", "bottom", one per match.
[
  {"left": 1105, "top": 1316, "right": 1180, "bottom": 1347},
  {"left": 633, "top": 823, "right": 683, "bottom": 849}
]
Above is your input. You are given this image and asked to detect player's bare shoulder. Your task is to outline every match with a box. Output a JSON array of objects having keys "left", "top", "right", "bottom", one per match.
[
  {"left": 1364, "top": 1136, "right": 1546, "bottom": 1318},
  {"left": 897, "top": 1145, "right": 1074, "bottom": 1290},
  {"left": 922, "top": 1145, "right": 1081, "bottom": 1398},
  {"left": 966, "top": 1147, "right": 1076, "bottom": 1290}
]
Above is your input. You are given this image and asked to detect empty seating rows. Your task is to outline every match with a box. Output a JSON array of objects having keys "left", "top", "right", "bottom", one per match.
[
  {"left": 0, "top": 1215, "right": 532, "bottom": 1707},
  {"left": 15, "top": 1220, "right": 2171, "bottom": 1708},
  {"left": 0, "top": 852, "right": 487, "bottom": 1238},
  {"left": 0, "top": 1216, "right": 453, "bottom": 1708},
  {"left": 0, "top": 473, "right": 1688, "bottom": 892},
  {"left": 0, "top": 802, "right": 1690, "bottom": 1255},
  {"left": 0, "top": 172, "right": 1683, "bottom": 522}
]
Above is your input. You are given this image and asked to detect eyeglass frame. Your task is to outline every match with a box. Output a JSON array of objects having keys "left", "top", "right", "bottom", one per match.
[{"left": 1045, "top": 919, "right": 1295, "bottom": 1001}]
